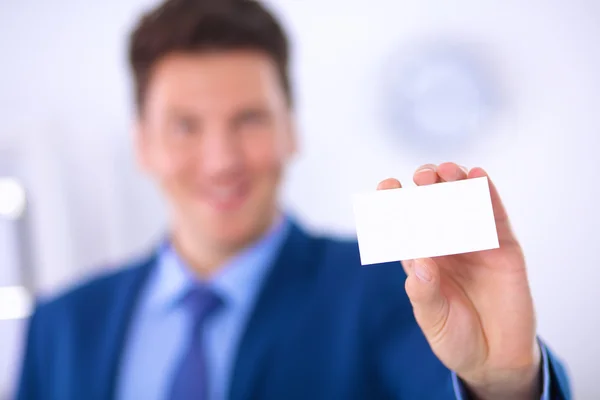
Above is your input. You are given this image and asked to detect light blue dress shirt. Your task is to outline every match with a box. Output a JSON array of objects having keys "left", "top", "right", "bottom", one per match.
[
  {"left": 117, "top": 215, "right": 552, "bottom": 400},
  {"left": 117, "top": 216, "right": 290, "bottom": 400}
]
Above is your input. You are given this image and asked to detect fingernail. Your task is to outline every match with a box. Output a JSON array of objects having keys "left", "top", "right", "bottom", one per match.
[
  {"left": 460, "top": 165, "right": 468, "bottom": 174},
  {"left": 414, "top": 260, "right": 432, "bottom": 282},
  {"left": 416, "top": 166, "right": 436, "bottom": 174}
]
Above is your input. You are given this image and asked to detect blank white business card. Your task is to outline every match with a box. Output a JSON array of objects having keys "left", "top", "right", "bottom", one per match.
[{"left": 353, "top": 177, "right": 499, "bottom": 265}]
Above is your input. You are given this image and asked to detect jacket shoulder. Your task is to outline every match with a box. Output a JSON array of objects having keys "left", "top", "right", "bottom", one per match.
[
  {"left": 16, "top": 253, "right": 156, "bottom": 399},
  {"left": 34, "top": 252, "right": 155, "bottom": 324}
]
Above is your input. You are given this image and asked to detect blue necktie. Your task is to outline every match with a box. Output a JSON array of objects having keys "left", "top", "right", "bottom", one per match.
[{"left": 168, "top": 285, "right": 223, "bottom": 400}]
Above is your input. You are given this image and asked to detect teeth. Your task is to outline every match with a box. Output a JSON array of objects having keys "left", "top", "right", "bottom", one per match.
[{"left": 211, "top": 186, "right": 240, "bottom": 201}]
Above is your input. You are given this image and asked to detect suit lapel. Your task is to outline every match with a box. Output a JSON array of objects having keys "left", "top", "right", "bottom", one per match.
[
  {"left": 228, "top": 222, "right": 324, "bottom": 400},
  {"left": 99, "top": 252, "right": 157, "bottom": 400}
]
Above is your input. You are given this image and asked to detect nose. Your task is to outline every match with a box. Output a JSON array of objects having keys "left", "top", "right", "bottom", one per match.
[{"left": 199, "top": 128, "right": 243, "bottom": 177}]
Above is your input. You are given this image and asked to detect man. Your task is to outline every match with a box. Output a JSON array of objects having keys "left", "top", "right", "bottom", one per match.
[{"left": 16, "top": 0, "right": 570, "bottom": 399}]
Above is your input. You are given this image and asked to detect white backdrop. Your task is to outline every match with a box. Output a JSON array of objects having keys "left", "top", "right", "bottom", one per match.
[{"left": 1, "top": 0, "right": 599, "bottom": 398}]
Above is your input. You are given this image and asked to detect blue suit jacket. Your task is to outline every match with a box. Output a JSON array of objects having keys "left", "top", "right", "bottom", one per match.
[{"left": 16, "top": 222, "right": 571, "bottom": 399}]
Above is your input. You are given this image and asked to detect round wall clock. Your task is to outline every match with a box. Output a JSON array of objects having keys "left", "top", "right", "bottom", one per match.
[{"left": 382, "top": 41, "right": 500, "bottom": 150}]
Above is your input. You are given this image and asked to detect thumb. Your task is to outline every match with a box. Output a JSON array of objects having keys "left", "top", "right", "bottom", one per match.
[{"left": 405, "top": 258, "right": 449, "bottom": 342}]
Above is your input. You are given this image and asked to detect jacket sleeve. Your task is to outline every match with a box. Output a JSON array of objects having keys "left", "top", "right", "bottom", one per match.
[{"left": 543, "top": 339, "right": 572, "bottom": 399}]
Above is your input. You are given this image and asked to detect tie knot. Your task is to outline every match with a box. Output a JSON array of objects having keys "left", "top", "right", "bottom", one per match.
[{"left": 183, "top": 285, "right": 224, "bottom": 325}]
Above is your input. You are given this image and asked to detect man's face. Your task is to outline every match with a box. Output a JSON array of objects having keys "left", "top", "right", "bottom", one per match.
[{"left": 136, "top": 50, "right": 295, "bottom": 250}]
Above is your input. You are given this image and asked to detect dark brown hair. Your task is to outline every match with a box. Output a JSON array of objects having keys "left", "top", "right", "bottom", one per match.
[{"left": 128, "top": 0, "right": 291, "bottom": 113}]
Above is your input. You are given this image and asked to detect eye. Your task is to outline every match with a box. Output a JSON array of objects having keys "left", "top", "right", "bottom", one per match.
[
  {"left": 172, "top": 117, "right": 197, "bottom": 136},
  {"left": 236, "top": 110, "right": 269, "bottom": 128}
]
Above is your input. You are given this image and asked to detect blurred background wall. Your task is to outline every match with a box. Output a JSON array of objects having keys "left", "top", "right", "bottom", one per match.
[{"left": 1, "top": 0, "right": 599, "bottom": 398}]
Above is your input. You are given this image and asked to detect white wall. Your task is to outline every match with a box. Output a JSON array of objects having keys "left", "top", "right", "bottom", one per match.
[{"left": 1, "top": 0, "right": 599, "bottom": 397}]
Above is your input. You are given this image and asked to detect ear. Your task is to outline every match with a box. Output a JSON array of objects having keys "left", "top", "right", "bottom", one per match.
[{"left": 285, "top": 111, "right": 299, "bottom": 159}]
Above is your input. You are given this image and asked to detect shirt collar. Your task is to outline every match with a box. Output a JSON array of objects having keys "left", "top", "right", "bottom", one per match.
[{"left": 146, "top": 215, "right": 290, "bottom": 313}]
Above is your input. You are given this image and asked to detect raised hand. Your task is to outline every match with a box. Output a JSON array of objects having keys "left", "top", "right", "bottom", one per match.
[{"left": 378, "top": 162, "right": 541, "bottom": 400}]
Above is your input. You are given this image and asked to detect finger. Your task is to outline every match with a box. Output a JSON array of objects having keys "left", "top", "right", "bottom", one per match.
[
  {"left": 413, "top": 164, "right": 439, "bottom": 186},
  {"left": 436, "top": 162, "right": 468, "bottom": 182},
  {"left": 377, "top": 178, "right": 402, "bottom": 190},
  {"left": 468, "top": 167, "right": 507, "bottom": 222},
  {"left": 468, "top": 168, "right": 515, "bottom": 242},
  {"left": 405, "top": 258, "right": 449, "bottom": 341},
  {"left": 400, "top": 259, "right": 414, "bottom": 277}
]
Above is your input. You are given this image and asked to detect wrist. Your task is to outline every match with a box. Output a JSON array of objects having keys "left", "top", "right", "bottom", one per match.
[
  {"left": 462, "top": 346, "right": 542, "bottom": 400},
  {"left": 466, "top": 367, "right": 541, "bottom": 400}
]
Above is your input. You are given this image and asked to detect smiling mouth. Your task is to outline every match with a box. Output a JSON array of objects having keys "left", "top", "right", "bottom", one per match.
[{"left": 202, "top": 182, "right": 251, "bottom": 212}]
